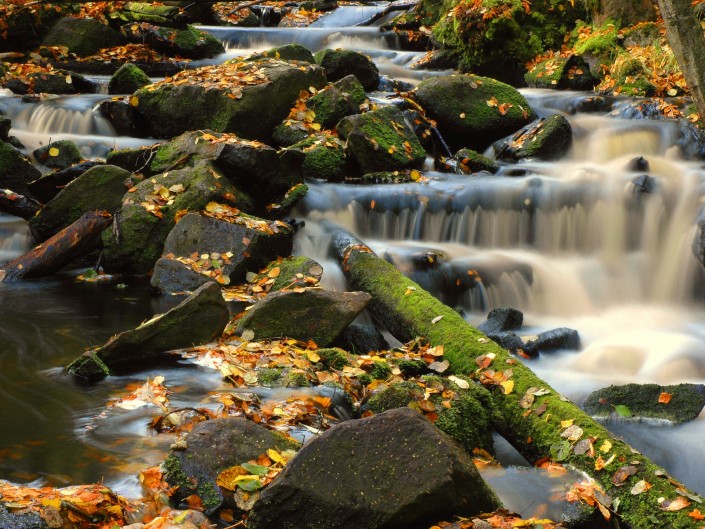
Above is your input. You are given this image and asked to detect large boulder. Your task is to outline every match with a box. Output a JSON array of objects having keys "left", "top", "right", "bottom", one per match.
[
  {"left": 132, "top": 59, "right": 327, "bottom": 141},
  {"left": 337, "top": 105, "right": 426, "bottom": 174},
  {"left": 28, "top": 165, "right": 135, "bottom": 241},
  {"left": 67, "top": 282, "right": 229, "bottom": 382},
  {"left": 108, "top": 63, "right": 152, "bottom": 94},
  {"left": 33, "top": 140, "right": 83, "bottom": 170},
  {"left": 101, "top": 160, "right": 253, "bottom": 275},
  {"left": 283, "top": 134, "right": 348, "bottom": 182},
  {"left": 524, "top": 55, "right": 599, "bottom": 91},
  {"left": 108, "top": 2, "right": 192, "bottom": 27},
  {"left": 494, "top": 114, "right": 572, "bottom": 162},
  {"left": 314, "top": 48, "right": 380, "bottom": 91},
  {"left": 2, "top": 66, "right": 97, "bottom": 95},
  {"left": 42, "top": 17, "right": 125, "bottom": 57},
  {"left": 477, "top": 307, "right": 523, "bottom": 335},
  {"left": 413, "top": 74, "right": 537, "bottom": 152},
  {"left": 307, "top": 74, "right": 366, "bottom": 129},
  {"left": 236, "top": 289, "right": 371, "bottom": 346},
  {"left": 583, "top": 383, "right": 705, "bottom": 424},
  {"left": 163, "top": 417, "right": 298, "bottom": 515},
  {"left": 27, "top": 160, "right": 104, "bottom": 203},
  {"left": 151, "top": 210, "right": 294, "bottom": 293},
  {"left": 247, "top": 408, "right": 502, "bottom": 529},
  {"left": 120, "top": 23, "right": 224, "bottom": 59},
  {"left": 0, "top": 141, "right": 42, "bottom": 197}
]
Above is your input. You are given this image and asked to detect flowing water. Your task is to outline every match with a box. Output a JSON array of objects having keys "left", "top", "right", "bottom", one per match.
[{"left": 2, "top": 2, "right": 705, "bottom": 519}]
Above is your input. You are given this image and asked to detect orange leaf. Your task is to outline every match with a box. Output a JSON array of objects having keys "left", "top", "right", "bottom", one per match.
[
  {"left": 658, "top": 392, "right": 672, "bottom": 404},
  {"left": 688, "top": 509, "right": 705, "bottom": 520}
]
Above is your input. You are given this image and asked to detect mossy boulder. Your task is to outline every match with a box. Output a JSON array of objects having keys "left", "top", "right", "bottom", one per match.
[
  {"left": 257, "top": 43, "right": 315, "bottom": 63},
  {"left": 285, "top": 134, "right": 348, "bottom": 182},
  {"left": 132, "top": 59, "right": 327, "bottom": 142},
  {"left": 453, "top": 148, "right": 498, "bottom": 174},
  {"left": 28, "top": 160, "right": 104, "bottom": 204},
  {"left": 248, "top": 256, "right": 324, "bottom": 292},
  {"left": 33, "top": 140, "right": 83, "bottom": 170},
  {"left": 151, "top": 212, "right": 294, "bottom": 293},
  {"left": 108, "top": 2, "right": 191, "bottom": 27},
  {"left": 0, "top": 141, "right": 42, "bottom": 197},
  {"left": 42, "top": 17, "right": 125, "bottom": 57},
  {"left": 314, "top": 48, "right": 380, "bottom": 91},
  {"left": 583, "top": 383, "right": 705, "bottom": 424},
  {"left": 0, "top": 114, "right": 11, "bottom": 142},
  {"left": 105, "top": 145, "right": 157, "bottom": 176},
  {"left": 120, "top": 23, "right": 224, "bottom": 59},
  {"left": 337, "top": 105, "right": 426, "bottom": 174},
  {"left": 67, "top": 282, "right": 229, "bottom": 381},
  {"left": 101, "top": 160, "right": 253, "bottom": 275},
  {"left": 524, "top": 55, "right": 598, "bottom": 91},
  {"left": 247, "top": 407, "right": 502, "bottom": 529},
  {"left": 3, "top": 67, "right": 98, "bottom": 95},
  {"left": 0, "top": 3, "right": 66, "bottom": 53},
  {"left": 413, "top": 74, "right": 537, "bottom": 152},
  {"left": 28, "top": 165, "right": 134, "bottom": 241},
  {"left": 307, "top": 75, "right": 366, "bottom": 129},
  {"left": 236, "top": 289, "right": 371, "bottom": 346},
  {"left": 494, "top": 114, "right": 572, "bottom": 162},
  {"left": 164, "top": 417, "right": 298, "bottom": 515},
  {"left": 266, "top": 182, "right": 309, "bottom": 217},
  {"left": 108, "top": 63, "right": 151, "bottom": 94}
]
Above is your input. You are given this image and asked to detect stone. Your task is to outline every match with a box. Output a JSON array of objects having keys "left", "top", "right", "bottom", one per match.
[
  {"left": 2, "top": 68, "right": 97, "bottom": 95},
  {"left": 524, "top": 55, "right": 599, "bottom": 91},
  {"left": 98, "top": 99, "right": 139, "bottom": 136},
  {"left": 120, "top": 23, "right": 224, "bottom": 60},
  {"left": 284, "top": 134, "right": 348, "bottom": 182},
  {"left": 453, "top": 148, "right": 498, "bottom": 174},
  {"left": 33, "top": 140, "right": 83, "bottom": 170},
  {"left": 336, "top": 322, "right": 389, "bottom": 354},
  {"left": 314, "top": 48, "right": 380, "bottom": 91},
  {"left": 108, "top": 63, "right": 152, "bottom": 94},
  {"left": 0, "top": 141, "right": 42, "bottom": 197},
  {"left": 236, "top": 289, "right": 371, "bottom": 346},
  {"left": 27, "top": 160, "right": 104, "bottom": 203},
  {"left": 247, "top": 408, "right": 502, "bottom": 529},
  {"left": 42, "top": 17, "right": 125, "bottom": 57},
  {"left": 494, "top": 114, "right": 572, "bottom": 162},
  {"left": 477, "top": 307, "right": 523, "bottom": 335},
  {"left": 0, "top": 505, "right": 47, "bottom": 529},
  {"left": 256, "top": 43, "right": 315, "bottom": 63},
  {"left": 526, "top": 327, "right": 580, "bottom": 353},
  {"left": 247, "top": 256, "right": 324, "bottom": 293},
  {"left": 67, "top": 282, "right": 229, "bottom": 382},
  {"left": 307, "top": 74, "right": 366, "bottom": 128}
]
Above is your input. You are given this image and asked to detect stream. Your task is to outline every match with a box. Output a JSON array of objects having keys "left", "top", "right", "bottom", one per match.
[{"left": 2, "top": 2, "right": 705, "bottom": 522}]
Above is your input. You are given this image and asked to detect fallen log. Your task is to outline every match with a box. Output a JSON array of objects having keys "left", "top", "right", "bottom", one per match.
[
  {"left": 0, "top": 189, "right": 41, "bottom": 220},
  {"left": 355, "top": 0, "right": 417, "bottom": 26},
  {"left": 331, "top": 230, "right": 704, "bottom": 529},
  {"left": 0, "top": 210, "right": 111, "bottom": 281}
]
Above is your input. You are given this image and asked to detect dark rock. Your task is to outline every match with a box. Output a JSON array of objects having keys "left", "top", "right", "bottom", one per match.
[
  {"left": 486, "top": 331, "right": 536, "bottom": 357},
  {"left": 566, "top": 95, "right": 613, "bottom": 114},
  {"left": 132, "top": 59, "right": 327, "bottom": 142},
  {"left": 408, "top": 49, "right": 459, "bottom": 71},
  {"left": 0, "top": 114, "right": 11, "bottom": 142},
  {"left": 627, "top": 156, "right": 649, "bottom": 172},
  {"left": 477, "top": 307, "right": 523, "bottom": 334},
  {"left": 524, "top": 55, "right": 599, "bottom": 91},
  {"left": 337, "top": 322, "right": 389, "bottom": 354},
  {"left": 0, "top": 141, "right": 42, "bottom": 197},
  {"left": 314, "top": 48, "right": 380, "bottom": 91},
  {"left": 631, "top": 174, "right": 655, "bottom": 194},
  {"left": 108, "top": 63, "right": 152, "bottom": 94},
  {"left": 27, "top": 160, "right": 103, "bottom": 203},
  {"left": 164, "top": 417, "right": 299, "bottom": 515},
  {"left": 256, "top": 43, "right": 315, "bottom": 63},
  {"left": 151, "top": 212, "right": 294, "bottom": 293},
  {"left": 236, "top": 289, "right": 371, "bottom": 346},
  {"left": 43, "top": 17, "right": 125, "bottom": 57},
  {"left": 98, "top": 98, "right": 139, "bottom": 136},
  {"left": 121, "top": 23, "right": 224, "bottom": 60},
  {"left": 284, "top": 133, "right": 348, "bottom": 182},
  {"left": 414, "top": 74, "right": 536, "bottom": 152},
  {"left": 247, "top": 408, "right": 502, "bottom": 529},
  {"left": 583, "top": 383, "right": 705, "bottom": 424},
  {"left": 0, "top": 505, "right": 47, "bottom": 529},
  {"left": 105, "top": 144, "right": 156, "bottom": 175},
  {"left": 29, "top": 165, "right": 135, "bottom": 241},
  {"left": 359, "top": 169, "right": 424, "bottom": 184},
  {"left": 247, "top": 256, "right": 324, "bottom": 293},
  {"left": 33, "top": 140, "right": 83, "bottom": 170},
  {"left": 526, "top": 327, "right": 580, "bottom": 353},
  {"left": 453, "top": 148, "right": 498, "bottom": 174},
  {"left": 338, "top": 105, "right": 426, "bottom": 174},
  {"left": 307, "top": 74, "right": 366, "bottom": 128},
  {"left": 67, "top": 282, "right": 229, "bottom": 381},
  {"left": 494, "top": 114, "right": 572, "bottom": 162}
]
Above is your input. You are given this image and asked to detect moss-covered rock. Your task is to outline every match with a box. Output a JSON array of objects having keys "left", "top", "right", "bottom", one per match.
[
  {"left": 453, "top": 148, "right": 498, "bottom": 174},
  {"left": 248, "top": 256, "right": 324, "bottom": 292},
  {"left": 413, "top": 74, "right": 536, "bottom": 152},
  {"left": 105, "top": 145, "right": 158, "bottom": 176},
  {"left": 524, "top": 54, "right": 598, "bottom": 90},
  {"left": 108, "top": 63, "right": 151, "bottom": 95},
  {"left": 317, "top": 347, "right": 353, "bottom": 370},
  {"left": 101, "top": 160, "right": 252, "bottom": 275},
  {"left": 108, "top": 2, "right": 191, "bottom": 27},
  {"left": 3, "top": 66, "right": 98, "bottom": 95},
  {"left": 314, "top": 48, "right": 380, "bottom": 91},
  {"left": 132, "top": 59, "right": 327, "bottom": 142},
  {"left": 308, "top": 75, "right": 366, "bottom": 129},
  {"left": 0, "top": 141, "right": 42, "bottom": 197},
  {"left": 33, "top": 140, "right": 83, "bottom": 170},
  {"left": 286, "top": 134, "right": 348, "bottom": 182},
  {"left": 338, "top": 105, "right": 426, "bottom": 174},
  {"left": 494, "top": 114, "right": 572, "bottom": 162},
  {"left": 0, "top": 3, "right": 68, "bottom": 53},
  {"left": 29, "top": 165, "right": 134, "bottom": 241},
  {"left": 120, "top": 23, "right": 224, "bottom": 59},
  {"left": 42, "top": 16, "right": 125, "bottom": 57},
  {"left": 360, "top": 169, "right": 425, "bottom": 183},
  {"left": 257, "top": 43, "right": 315, "bottom": 63}
]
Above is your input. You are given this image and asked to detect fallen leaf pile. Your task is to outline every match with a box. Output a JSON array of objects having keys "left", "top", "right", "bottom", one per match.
[
  {"left": 76, "top": 43, "right": 172, "bottom": 64},
  {"left": 223, "top": 260, "right": 323, "bottom": 302},
  {"left": 424, "top": 510, "right": 560, "bottom": 529},
  {"left": 107, "top": 375, "right": 171, "bottom": 412},
  {"left": 168, "top": 250, "right": 235, "bottom": 285},
  {"left": 134, "top": 180, "right": 186, "bottom": 218}
]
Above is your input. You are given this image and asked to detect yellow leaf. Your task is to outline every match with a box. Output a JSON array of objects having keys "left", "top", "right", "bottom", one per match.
[
  {"left": 130, "top": 95, "right": 139, "bottom": 107},
  {"left": 216, "top": 466, "right": 248, "bottom": 491},
  {"left": 48, "top": 147, "right": 59, "bottom": 157},
  {"left": 309, "top": 122, "right": 321, "bottom": 131},
  {"left": 560, "top": 419, "right": 574, "bottom": 428},
  {"left": 268, "top": 267, "right": 281, "bottom": 278},
  {"left": 600, "top": 440, "right": 612, "bottom": 453},
  {"left": 268, "top": 449, "right": 284, "bottom": 463},
  {"left": 306, "top": 351, "right": 320, "bottom": 362},
  {"left": 410, "top": 169, "right": 421, "bottom": 181},
  {"left": 500, "top": 380, "right": 514, "bottom": 395},
  {"left": 40, "top": 498, "right": 62, "bottom": 509}
]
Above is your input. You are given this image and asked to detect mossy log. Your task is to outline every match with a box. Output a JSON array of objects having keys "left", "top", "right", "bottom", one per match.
[
  {"left": 0, "top": 189, "right": 41, "bottom": 220},
  {"left": 331, "top": 231, "right": 704, "bottom": 529},
  {"left": 0, "top": 210, "right": 111, "bottom": 281}
]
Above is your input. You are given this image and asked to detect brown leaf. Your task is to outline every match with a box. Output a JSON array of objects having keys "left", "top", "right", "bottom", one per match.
[{"left": 611, "top": 465, "right": 637, "bottom": 486}]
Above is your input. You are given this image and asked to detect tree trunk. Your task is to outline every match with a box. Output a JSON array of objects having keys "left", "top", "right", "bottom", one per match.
[
  {"left": 658, "top": 0, "right": 705, "bottom": 119},
  {"left": 331, "top": 231, "right": 704, "bottom": 529},
  {"left": 0, "top": 189, "right": 42, "bottom": 220},
  {"left": 0, "top": 210, "right": 111, "bottom": 281}
]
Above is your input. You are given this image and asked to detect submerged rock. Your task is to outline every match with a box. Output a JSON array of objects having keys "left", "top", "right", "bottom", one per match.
[
  {"left": 452, "top": 148, "right": 499, "bottom": 174},
  {"left": 526, "top": 327, "right": 580, "bottom": 353},
  {"left": 247, "top": 407, "right": 502, "bottom": 529},
  {"left": 583, "top": 383, "right": 705, "bottom": 424},
  {"left": 236, "top": 289, "right": 371, "bottom": 346},
  {"left": 314, "top": 48, "right": 380, "bottom": 91},
  {"left": 67, "top": 282, "right": 229, "bottom": 382}
]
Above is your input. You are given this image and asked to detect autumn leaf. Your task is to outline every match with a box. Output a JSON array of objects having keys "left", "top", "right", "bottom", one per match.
[
  {"left": 658, "top": 392, "right": 672, "bottom": 404},
  {"left": 688, "top": 508, "right": 705, "bottom": 520},
  {"left": 611, "top": 465, "right": 637, "bottom": 486},
  {"left": 500, "top": 380, "right": 514, "bottom": 395},
  {"left": 48, "top": 147, "right": 59, "bottom": 157},
  {"left": 660, "top": 496, "right": 691, "bottom": 511}
]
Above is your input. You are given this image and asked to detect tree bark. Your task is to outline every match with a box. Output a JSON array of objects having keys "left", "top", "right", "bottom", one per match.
[
  {"left": 332, "top": 230, "right": 704, "bottom": 529},
  {"left": 0, "top": 210, "right": 111, "bottom": 281},
  {"left": 658, "top": 0, "right": 705, "bottom": 119},
  {"left": 0, "top": 189, "right": 42, "bottom": 220}
]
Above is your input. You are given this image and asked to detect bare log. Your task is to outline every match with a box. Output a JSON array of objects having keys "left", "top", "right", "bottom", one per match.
[
  {"left": 0, "top": 189, "right": 41, "bottom": 220},
  {"left": 332, "top": 230, "right": 704, "bottom": 529},
  {"left": 0, "top": 210, "right": 111, "bottom": 281}
]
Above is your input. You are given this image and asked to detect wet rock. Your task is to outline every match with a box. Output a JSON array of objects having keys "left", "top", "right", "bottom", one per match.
[
  {"left": 67, "top": 282, "right": 229, "bottom": 382},
  {"left": 98, "top": 98, "right": 139, "bottom": 136},
  {"left": 566, "top": 95, "right": 613, "bottom": 114},
  {"left": 42, "top": 17, "right": 125, "bottom": 57},
  {"left": 485, "top": 331, "right": 536, "bottom": 358},
  {"left": 247, "top": 256, "right": 324, "bottom": 293},
  {"left": 108, "top": 2, "right": 191, "bottom": 27},
  {"left": 247, "top": 408, "right": 502, "bottom": 529},
  {"left": 413, "top": 74, "right": 536, "bottom": 152},
  {"left": 358, "top": 169, "right": 424, "bottom": 183},
  {"left": 266, "top": 182, "right": 309, "bottom": 217},
  {"left": 101, "top": 160, "right": 253, "bottom": 275},
  {"left": 307, "top": 75, "right": 366, "bottom": 128},
  {"left": 526, "top": 327, "right": 580, "bottom": 353},
  {"left": 453, "top": 148, "right": 498, "bottom": 174},
  {"left": 105, "top": 145, "right": 157, "bottom": 175},
  {"left": 408, "top": 49, "right": 459, "bottom": 71},
  {"left": 0, "top": 505, "right": 47, "bottom": 529},
  {"left": 0, "top": 141, "right": 42, "bottom": 197},
  {"left": 108, "top": 63, "right": 152, "bottom": 94},
  {"left": 132, "top": 59, "right": 327, "bottom": 142},
  {"left": 236, "top": 289, "right": 371, "bottom": 346},
  {"left": 631, "top": 174, "right": 655, "bottom": 194},
  {"left": 338, "top": 105, "right": 426, "bottom": 174},
  {"left": 336, "top": 322, "right": 389, "bottom": 354},
  {"left": 27, "top": 160, "right": 104, "bottom": 203},
  {"left": 494, "top": 114, "right": 572, "bottom": 162},
  {"left": 626, "top": 156, "right": 649, "bottom": 172},
  {"left": 120, "top": 23, "right": 224, "bottom": 60},
  {"left": 151, "top": 212, "right": 294, "bottom": 293},
  {"left": 314, "top": 48, "right": 380, "bottom": 91},
  {"left": 163, "top": 417, "right": 299, "bottom": 515},
  {"left": 33, "top": 140, "right": 83, "bottom": 170},
  {"left": 256, "top": 43, "right": 315, "bottom": 63},
  {"left": 29, "top": 165, "right": 135, "bottom": 241},
  {"left": 583, "top": 383, "right": 705, "bottom": 424},
  {"left": 524, "top": 55, "right": 598, "bottom": 91},
  {"left": 477, "top": 307, "right": 523, "bottom": 334},
  {"left": 0, "top": 3, "right": 64, "bottom": 53},
  {"left": 0, "top": 114, "right": 11, "bottom": 142},
  {"left": 283, "top": 134, "right": 348, "bottom": 182}
]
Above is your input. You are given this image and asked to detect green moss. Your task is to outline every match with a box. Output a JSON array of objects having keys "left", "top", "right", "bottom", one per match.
[
  {"left": 284, "top": 371, "right": 310, "bottom": 387},
  {"left": 163, "top": 454, "right": 193, "bottom": 492},
  {"left": 257, "top": 368, "right": 283, "bottom": 386},
  {"left": 317, "top": 348, "right": 352, "bottom": 370},
  {"left": 358, "top": 374, "right": 372, "bottom": 386},
  {"left": 571, "top": 21, "right": 620, "bottom": 56},
  {"left": 196, "top": 480, "right": 221, "bottom": 511},
  {"left": 370, "top": 360, "right": 392, "bottom": 380},
  {"left": 366, "top": 381, "right": 423, "bottom": 412},
  {"left": 455, "top": 148, "right": 498, "bottom": 174},
  {"left": 619, "top": 78, "right": 657, "bottom": 97},
  {"left": 109, "top": 63, "right": 151, "bottom": 95},
  {"left": 396, "top": 359, "right": 428, "bottom": 377}
]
